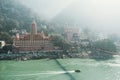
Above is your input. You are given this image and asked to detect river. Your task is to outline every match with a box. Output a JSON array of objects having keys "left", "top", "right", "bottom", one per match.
[{"left": 0, "top": 56, "right": 120, "bottom": 80}]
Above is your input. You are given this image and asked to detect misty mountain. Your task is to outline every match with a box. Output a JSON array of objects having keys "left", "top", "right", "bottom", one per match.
[
  {"left": 0, "top": 0, "right": 43, "bottom": 33},
  {"left": 51, "top": 0, "right": 120, "bottom": 34},
  {"left": 51, "top": 1, "right": 92, "bottom": 28}
]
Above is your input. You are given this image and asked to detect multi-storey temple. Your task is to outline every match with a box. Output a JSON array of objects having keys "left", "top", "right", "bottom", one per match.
[
  {"left": 13, "top": 21, "right": 53, "bottom": 52},
  {"left": 64, "top": 27, "right": 80, "bottom": 41}
]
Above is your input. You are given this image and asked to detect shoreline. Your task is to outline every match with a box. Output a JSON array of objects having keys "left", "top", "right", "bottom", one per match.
[{"left": 0, "top": 52, "right": 118, "bottom": 61}]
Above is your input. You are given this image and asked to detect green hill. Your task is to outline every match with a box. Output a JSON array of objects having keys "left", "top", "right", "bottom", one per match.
[
  {"left": 0, "top": 0, "right": 43, "bottom": 32},
  {"left": 0, "top": 0, "right": 45, "bottom": 43}
]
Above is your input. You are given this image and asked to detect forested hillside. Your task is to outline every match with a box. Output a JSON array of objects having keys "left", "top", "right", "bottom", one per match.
[
  {"left": 0, "top": 0, "right": 43, "bottom": 32},
  {"left": 0, "top": 0, "right": 45, "bottom": 43}
]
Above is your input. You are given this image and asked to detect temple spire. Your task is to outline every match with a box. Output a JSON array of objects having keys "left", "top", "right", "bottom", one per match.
[{"left": 31, "top": 20, "right": 37, "bottom": 34}]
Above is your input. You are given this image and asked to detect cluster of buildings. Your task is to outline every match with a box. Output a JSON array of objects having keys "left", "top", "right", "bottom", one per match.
[
  {"left": 0, "top": 20, "right": 82, "bottom": 53},
  {"left": 12, "top": 21, "right": 82, "bottom": 53},
  {"left": 0, "top": 20, "right": 92, "bottom": 53},
  {"left": 2, "top": 20, "right": 90, "bottom": 53},
  {"left": 12, "top": 21, "right": 53, "bottom": 53}
]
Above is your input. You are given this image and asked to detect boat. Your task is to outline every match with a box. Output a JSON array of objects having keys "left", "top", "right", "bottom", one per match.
[{"left": 75, "top": 70, "right": 81, "bottom": 73}]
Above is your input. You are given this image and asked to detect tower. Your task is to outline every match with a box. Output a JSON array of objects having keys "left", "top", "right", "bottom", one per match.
[{"left": 31, "top": 20, "right": 37, "bottom": 34}]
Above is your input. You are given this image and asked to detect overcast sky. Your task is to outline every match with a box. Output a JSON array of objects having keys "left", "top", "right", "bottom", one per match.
[{"left": 19, "top": 0, "right": 120, "bottom": 35}]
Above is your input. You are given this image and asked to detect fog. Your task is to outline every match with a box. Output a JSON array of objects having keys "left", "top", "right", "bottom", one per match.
[
  {"left": 19, "top": 0, "right": 120, "bottom": 35},
  {"left": 19, "top": 0, "right": 73, "bottom": 19}
]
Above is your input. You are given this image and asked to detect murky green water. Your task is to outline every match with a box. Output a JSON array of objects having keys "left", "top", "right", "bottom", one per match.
[{"left": 0, "top": 56, "right": 120, "bottom": 80}]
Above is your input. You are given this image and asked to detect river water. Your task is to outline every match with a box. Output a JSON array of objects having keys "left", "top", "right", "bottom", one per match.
[{"left": 0, "top": 56, "right": 120, "bottom": 80}]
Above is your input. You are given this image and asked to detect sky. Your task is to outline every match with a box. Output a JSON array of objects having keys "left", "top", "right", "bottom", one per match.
[{"left": 19, "top": 0, "right": 120, "bottom": 35}]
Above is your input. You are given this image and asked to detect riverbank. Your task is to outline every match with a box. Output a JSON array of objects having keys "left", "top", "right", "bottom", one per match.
[
  {"left": 0, "top": 52, "right": 84, "bottom": 60},
  {"left": 0, "top": 51, "right": 116, "bottom": 60}
]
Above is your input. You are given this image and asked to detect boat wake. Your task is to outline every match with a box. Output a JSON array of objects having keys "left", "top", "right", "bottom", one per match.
[{"left": 6, "top": 71, "right": 75, "bottom": 76}]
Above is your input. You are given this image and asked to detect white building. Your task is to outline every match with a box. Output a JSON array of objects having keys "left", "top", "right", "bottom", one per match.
[{"left": 0, "top": 41, "right": 6, "bottom": 49}]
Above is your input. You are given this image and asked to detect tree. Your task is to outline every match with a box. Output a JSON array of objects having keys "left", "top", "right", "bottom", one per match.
[
  {"left": 93, "top": 39, "right": 116, "bottom": 52},
  {"left": 51, "top": 35, "right": 63, "bottom": 47},
  {"left": 51, "top": 35, "right": 71, "bottom": 50},
  {"left": 2, "top": 44, "right": 12, "bottom": 52},
  {"left": 0, "top": 32, "right": 12, "bottom": 44},
  {"left": 89, "top": 39, "right": 116, "bottom": 59}
]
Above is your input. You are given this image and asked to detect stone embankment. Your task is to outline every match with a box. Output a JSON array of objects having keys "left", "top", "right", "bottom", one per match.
[{"left": 0, "top": 51, "right": 89, "bottom": 60}]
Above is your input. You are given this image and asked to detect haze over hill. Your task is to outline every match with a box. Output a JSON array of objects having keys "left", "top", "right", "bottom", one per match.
[
  {"left": 0, "top": 0, "right": 43, "bottom": 33},
  {"left": 0, "top": 0, "right": 46, "bottom": 43},
  {"left": 20, "top": 0, "right": 120, "bottom": 35},
  {"left": 19, "top": 0, "right": 73, "bottom": 20}
]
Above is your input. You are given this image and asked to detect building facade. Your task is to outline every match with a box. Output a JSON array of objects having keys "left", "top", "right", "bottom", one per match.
[
  {"left": 64, "top": 27, "right": 80, "bottom": 41},
  {"left": 13, "top": 21, "right": 53, "bottom": 52}
]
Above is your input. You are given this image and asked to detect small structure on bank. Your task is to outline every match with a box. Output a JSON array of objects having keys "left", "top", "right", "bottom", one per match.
[
  {"left": 0, "top": 41, "right": 5, "bottom": 49},
  {"left": 13, "top": 21, "right": 53, "bottom": 53},
  {"left": 64, "top": 27, "right": 80, "bottom": 42}
]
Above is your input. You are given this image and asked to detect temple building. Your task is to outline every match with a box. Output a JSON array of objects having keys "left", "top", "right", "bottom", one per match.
[
  {"left": 13, "top": 21, "right": 53, "bottom": 52},
  {"left": 64, "top": 27, "right": 80, "bottom": 41}
]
